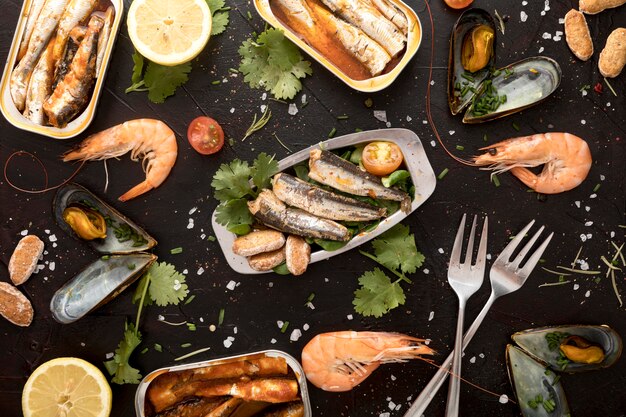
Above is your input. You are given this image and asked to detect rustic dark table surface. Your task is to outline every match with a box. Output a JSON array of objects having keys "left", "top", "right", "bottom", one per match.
[{"left": 1, "top": 0, "right": 625, "bottom": 416}]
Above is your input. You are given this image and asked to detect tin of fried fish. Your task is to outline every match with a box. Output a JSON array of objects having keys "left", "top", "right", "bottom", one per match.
[
  {"left": 248, "top": 190, "right": 350, "bottom": 241},
  {"left": 272, "top": 173, "right": 386, "bottom": 221},
  {"left": 308, "top": 149, "right": 411, "bottom": 213}
]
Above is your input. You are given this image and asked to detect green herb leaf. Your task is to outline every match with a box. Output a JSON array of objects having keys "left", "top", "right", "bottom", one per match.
[
  {"left": 353, "top": 268, "right": 406, "bottom": 317},
  {"left": 103, "top": 323, "right": 142, "bottom": 384},
  {"left": 207, "top": 0, "right": 229, "bottom": 36},
  {"left": 238, "top": 28, "right": 312, "bottom": 100},
  {"left": 211, "top": 160, "right": 253, "bottom": 202},
  {"left": 132, "top": 275, "right": 154, "bottom": 306},
  {"left": 146, "top": 262, "right": 189, "bottom": 306},
  {"left": 131, "top": 51, "right": 144, "bottom": 84},
  {"left": 273, "top": 262, "right": 290, "bottom": 275},
  {"left": 382, "top": 170, "right": 411, "bottom": 188},
  {"left": 371, "top": 224, "right": 424, "bottom": 274},
  {"left": 144, "top": 61, "right": 192, "bottom": 104},
  {"left": 252, "top": 153, "right": 279, "bottom": 190},
  {"left": 215, "top": 198, "right": 253, "bottom": 228}
]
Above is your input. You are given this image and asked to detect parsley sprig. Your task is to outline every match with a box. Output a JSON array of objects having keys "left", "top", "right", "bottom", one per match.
[
  {"left": 104, "top": 262, "right": 189, "bottom": 384},
  {"left": 353, "top": 224, "right": 425, "bottom": 317}
]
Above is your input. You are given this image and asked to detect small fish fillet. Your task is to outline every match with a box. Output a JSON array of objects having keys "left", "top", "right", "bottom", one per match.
[
  {"left": 370, "top": 0, "right": 408, "bottom": 35},
  {"left": 23, "top": 38, "right": 55, "bottom": 125},
  {"left": 320, "top": 0, "right": 406, "bottom": 57},
  {"left": 195, "top": 378, "right": 300, "bottom": 403},
  {"left": 17, "top": 0, "right": 47, "bottom": 60},
  {"left": 52, "top": 0, "right": 98, "bottom": 64},
  {"left": 274, "top": 0, "right": 316, "bottom": 30},
  {"left": 95, "top": 6, "right": 115, "bottom": 77},
  {"left": 10, "top": 0, "right": 70, "bottom": 111}
]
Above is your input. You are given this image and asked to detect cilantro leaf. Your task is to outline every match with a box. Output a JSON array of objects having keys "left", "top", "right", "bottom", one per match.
[
  {"left": 131, "top": 51, "right": 144, "bottom": 84},
  {"left": 103, "top": 323, "right": 142, "bottom": 384},
  {"left": 252, "top": 153, "right": 279, "bottom": 190},
  {"left": 206, "top": 0, "right": 225, "bottom": 11},
  {"left": 371, "top": 224, "right": 424, "bottom": 274},
  {"left": 132, "top": 274, "right": 153, "bottom": 306},
  {"left": 146, "top": 262, "right": 188, "bottom": 306},
  {"left": 353, "top": 268, "right": 406, "bottom": 317},
  {"left": 144, "top": 61, "right": 192, "bottom": 104},
  {"left": 211, "top": 159, "right": 253, "bottom": 202},
  {"left": 238, "top": 28, "right": 312, "bottom": 100},
  {"left": 206, "top": 0, "right": 229, "bottom": 36},
  {"left": 215, "top": 198, "right": 253, "bottom": 227}
]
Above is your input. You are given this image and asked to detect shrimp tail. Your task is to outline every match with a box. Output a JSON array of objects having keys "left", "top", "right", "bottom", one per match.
[{"left": 119, "top": 180, "right": 153, "bottom": 202}]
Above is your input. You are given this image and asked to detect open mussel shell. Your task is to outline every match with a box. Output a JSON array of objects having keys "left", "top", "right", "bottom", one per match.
[
  {"left": 463, "top": 56, "right": 561, "bottom": 123},
  {"left": 512, "top": 325, "right": 622, "bottom": 373},
  {"left": 506, "top": 345, "right": 571, "bottom": 417},
  {"left": 53, "top": 183, "right": 157, "bottom": 254},
  {"left": 448, "top": 8, "right": 497, "bottom": 115},
  {"left": 50, "top": 254, "right": 157, "bottom": 324}
]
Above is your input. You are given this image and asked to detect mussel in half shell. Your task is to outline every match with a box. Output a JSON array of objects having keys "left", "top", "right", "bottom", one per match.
[
  {"left": 463, "top": 57, "right": 562, "bottom": 124},
  {"left": 50, "top": 253, "right": 157, "bottom": 324},
  {"left": 511, "top": 324, "right": 622, "bottom": 373},
  {"left": 53, "top": 183, "right": 157, "bottom": 253},
  {"left": 506, "top": 345, "right": 571, "bottom": 417},
  {"left": 448, "top": 8, "right": 496, "bottom": 115}
]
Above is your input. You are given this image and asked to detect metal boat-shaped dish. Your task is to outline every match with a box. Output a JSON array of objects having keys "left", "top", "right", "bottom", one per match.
[
  {"left": 134, "top": 350, "right": 312, "bottom": 417},
  {"left": 0, "top": 0, "right": 123, "bottom": 139},
  {"left": 254, "top": 0, "right": 422, "bottom": 92},
  {"left": 212, "top": 128, "right": 436, "bottom": 274}
]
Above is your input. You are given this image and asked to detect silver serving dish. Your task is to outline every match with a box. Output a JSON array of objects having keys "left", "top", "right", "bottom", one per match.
[
  {"left": 134, "top": 349, "right": 312, "bottom": 417},
  {"left": 211, "top": 128, "right": 436, "bottom": 274}
]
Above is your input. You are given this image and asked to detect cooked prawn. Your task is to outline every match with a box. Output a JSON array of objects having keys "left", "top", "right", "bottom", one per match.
[
  {"left": 63, "top": 119, "right": 177, "bottom": 201},
  {"left": 473, "top": 132, "right": 592, "bottom": 194},
  {"left": 301, "top": 331, "right": 434, "bottom": 392}
]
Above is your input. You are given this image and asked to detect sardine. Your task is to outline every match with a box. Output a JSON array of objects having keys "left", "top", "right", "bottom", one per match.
[
  {"left": 370, "top": 0, "right": 408, "bottom": 35},
  {"left": 10, "top": 0, "right": 69, "bottom": 111},
  {"left": 308, "top": 149, "right": 411, "bottom": 213},
  {"left": 320, "top": 0, "right": 406, "bottom": 57},
  {"left": 307, "top": 0, "right": 391, "bottom": 76},
  {"left": 258, "top": 402, "right": 305, "bottom": 417},
  {"left": 17, "top": 0, "right": 47, "bottom": 60},
  {"left": 154, "top": 397, "right": 225, "bottom": 417},
  {"left": 248, "top": 190, "right": 350, "bottom": 241},
  {"left": 273, "top": 173, "right": 386, "bottom": 221},
  {"left": 23, "top": 38, "right": 55, "bottom": 125},
  {"left": 95, "top": 6, "right": 115, "bottom": 77},
  {"left": 53, "top": 26, "right": 86, "bottom": 90},
  {"left": 274, "top": 0, "right": 316, "bottom": 30},
  {"left": 43, "top": 15, "right": 102, "bottom": 128},
  {"left": 52, "top": 0, "right": 98, "bottom": 64}
]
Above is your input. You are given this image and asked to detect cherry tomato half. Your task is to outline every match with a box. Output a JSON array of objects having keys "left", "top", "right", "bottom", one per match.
[
  {"left": 362, "top": 141, "right": 404, "bottom": 176},
  {"left": 187, "top": 116, "right": 224, "bottom": 155},
  {"left": 444, "top": 0, "right": 474, "bottom": 9}
]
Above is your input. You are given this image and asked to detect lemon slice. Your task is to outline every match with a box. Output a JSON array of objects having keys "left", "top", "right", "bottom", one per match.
[
  {"left": 127, "top": 0, "right": 212, "bottom": 66},
  {"left": 22, "top": 357, "right": 112, "bottom": 417}
]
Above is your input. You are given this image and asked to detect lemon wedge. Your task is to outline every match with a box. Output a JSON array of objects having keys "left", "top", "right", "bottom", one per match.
[
  {"left": 127, "top": 0, "right": 212, "bottom": 66},
  {"left": 22, "top": 357, "right": 112, "bottom": 417}
]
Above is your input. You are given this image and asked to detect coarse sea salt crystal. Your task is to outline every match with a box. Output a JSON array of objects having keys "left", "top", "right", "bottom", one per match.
[
  {"left": 347, "top": 314, "right": 353, "bottom": 320},
  {"left": 469, "top": 356, "right": 476, "bottom": 363},
  {"left": 301, "top": 94, "right": 307, "bottom": 104},
  {"left": 406, "top": 115, "right": 412, "bottom": 122},
  {"left": 542, "top": 33, "right": 552, "bottom": 39},
  {"left": 430, "top": 140, "right": 436, "bottom": 147},
  {"left": 582, "top": 90, "right": 588, "bottom": 97},
  {"left": 49, "top": 234, "right": 57, "bottom": 242},
  {"left": 585, "top": 206, "right": 591, "bottom": 213},
  {"left": 277, "top": 320, "right": 284, "bottom": 329},
  {"left": 49, "top": 262, "right": 55, "bottom": 271},
  {"left": 559, "top": 18, "right": 565, "bottom": 24},
  {"left": 303, "top": 323, "right": 310, "bottom": 331},
  {"left": 183, "top": 269, "right": 188, "bottom": 275},
  {"left": 379, "top": 413, "right": 390, "bottom": 417},
  {"left": 173, "top": 280, "right": 182, "bottom": 290},
  {"left": 522, "top": 0, "right": 528, "bottom": 5},
  {"left": 290, "top": 329, "right": 302, "bottom": 342},
  {"left": 197, "top": 267, "right": 204, "bottom": 275},
  {"left": 226, "top": 280, "right": 236, "bottom": 290},
  {"left": 590, "top": 193, "right": 597, "bottom": 199},
  {"left": 449, "top": 130, "right": 455, "bottom": 135},
  {"left": 580, "top": 234, "right": 587, "bottom": 242},
  {"left": 422, "top": 120, "right": 428, "bottom": 124},
  {"left": 230, "top": 107, "right": 235, "bottom": 113},
  {"left": 288, "top": 103, "right": 298, "bottom": 115},
  {"left": 428, "top": 311, "right": 435, "bottom": 321},
  {"left": 373, "top": 110, "right": 387, "bottom": 122},
  {"left": 610, "top": 231, "right": 615, "bottom": 238},
  {"left": 585, "top": 290, "right": 591, "bottom": 298},
  {"left": 271, "top": 338, "right": 277, "bottom": 344},
  {"left": 499, "top": 394, "right": 509, "bottom": 404},
  {"left": 573, "top": 284, "right": 580, "bottom": 290},
  {"left": 575, "top": 201, "right": 581, "bottom": 208},
  {"left": 539, "top": 46, "right": 545, "bottom": 53},
  {"left": 20, "top": 230, "right": 28, "bottom": 236},
  {"left": 234, "top": 327, "right": 238, "bottom": 334},
  {"left": 158, "top": 315, "right": 164, "bottom": 321},
  {"left": 423, "top": 268, "right": 429, "bottom": 274},
  {"left": 223, "top": 336, "right": 235, "bottom": 348},
  {"left": 105, "top": 352, "right": 114, "bottom": 359},
  {"left": 45, "top": 229, "right": 50, "bottom": 234},
  {"left": 585, "top": 221, "right": 593, "bottom": 226},
  {"left": 189, "top": 207, "right": 197, "bottom": 215},
  {"left": 438, "top": 248, "right": 444, "bottom": 254},
  {"left": 262, "top": 92, "right": 267, "bottom": 100},
  {"left": 600, "top": 174, "right": 606, "bottom": 181},
  {"left": 260, "top": 104, "right": 267, "bottom": 113},
  {"left": 388, "top": 402, "right": 396, "bottom": 411},
  {"left": 581, "top": 119, "right": 586, "bottom": 125},
  {"left": 391, "top": 374, "right": 396, "bottom": 381},
  {"left": 520, "top": 11, "right": 528, "bottom": 22},
  {"left": 479, "top": 353, "right": 485, "bottom": 359}
]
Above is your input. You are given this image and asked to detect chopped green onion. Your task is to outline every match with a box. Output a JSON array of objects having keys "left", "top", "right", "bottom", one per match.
[
  {"left": 140, "top": 347, "right": 149, "bottom": 354},
  {"left": 305, "top": 293, "right": 315, "bottom": 305},
  {"left": 483, "top": 134, "right": 488, "bottom": 142},
  {"left": 301, "top": 101, "right": 309, "bottom": 108},
  {"left": 437, "top": 168, "right": 449, "bottom": 180},
  {"left": 184, "top": 295, "right": 195, "bottom": 305},
  {"left": 211, "top": 80, "right": 221, "bottom": 85},
  {"left": 512, "top": 122, "right": 520, "bottom": 131},
  {"left": 328, "top": 127, "right": 336, "bottom": 138},
  {"left": 218, "top": 308, "right": 225, "bottom": 326},
  {"left": 170, "top": 247, "right": 183, "bottom": 254},
  {"left": 354, "top": 128, "right": 363, "bottom": 132},
  {"left": 456, "top": 145, "right": 464, "bottom": 151},
  {"left": 604, "top": 77, "right": 618, "bottom": 97},
  {"left": 101, "top": 255, "right": 110, "bottom": 260},
  {"left": 492, "top": 174, "right": 501, "bottom": 187},
  {"left": 187, "top": 323, "right": 196, "bottom": 331},
  {"left": 228, "top": 68, "right": 239, "bottom": 74},
  {"left": 364, "top": 98, "right": 373, "bottom": 108},
  {"left": 280, "top": 321, "right": 289, "bottom": 333},
  {"left": 593, "top": 183, "right": 601, "bottom": 192},
  {"left": 207, "top": 235, "right": 216, "bottom": 242},
  {"left": 336, "top": 115, "right": 349, "bottom": 120},
  {"left": 181, "top": 343, "right": 192, "bottom": 348},
  {"left": 247, "top": 10, "right": 252, "bottom": 20},
  {"left": 461, "top": 72, "right": 474, "bottom": 82},
  {"left": 154, "top": 343, "right": 163, "bottom": 352}
]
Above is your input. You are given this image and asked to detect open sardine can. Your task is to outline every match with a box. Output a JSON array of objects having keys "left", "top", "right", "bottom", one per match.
[
  {"left": 254, "top": 0, "right": 422, "bottom": 92},
  {"left": 134, "top": 350, "right": 312, "bottom": 417},
  {"left": 0, "top": 0, "right": 123, "bottom": 139}
]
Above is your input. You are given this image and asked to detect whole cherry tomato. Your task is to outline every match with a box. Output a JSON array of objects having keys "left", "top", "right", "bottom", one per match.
[
  {"left": 444, "top": 0, "right": 474, "bottom": 9},
  {"left": 187, "top": 116, "right": 224, "bottom": 155}
]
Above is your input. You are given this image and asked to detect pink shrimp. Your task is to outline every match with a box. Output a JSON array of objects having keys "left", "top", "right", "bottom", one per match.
[
  {"left": 301, "top": 331, "right": 434, "bottom": 392},
  {"left": 63, "top": 119, "right": 177, "bottom": 201},
  {"left": 474, "top": 132, "right": 592, "bottom": 194}
]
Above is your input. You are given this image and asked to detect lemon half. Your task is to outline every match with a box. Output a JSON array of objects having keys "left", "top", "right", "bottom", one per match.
[
  {"left": 127, "top": 0, "right": 212, "bottom": 66},
  {"left": 22, "top": 357, "right": 112, "bottom": 417}
]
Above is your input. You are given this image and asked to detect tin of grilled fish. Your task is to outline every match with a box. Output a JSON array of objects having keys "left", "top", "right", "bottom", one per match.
[
  {"left": 17, "top": 0, "right": 47, "bottom": 61},
  {"left": 273, "top": 172, "right": 386, "bottom": 221},
  {"left": 52, "top": 0, "right": 98, "bottom": 63},
  {"left": 320, "top": 0, "right": 406, "bottom": 57},
  {"left": 248, "top": 190, "right": 350, "bottom": 241},
  {"left": 95, "top": 6, "right": 115, "bottom": 78},
  {"left": 23, "top": 39, "right": 54, "bottom": 125},
  {"left": 53, "top": 26, "right": 86, "bottom": 90},
  {"left": 44, "top": 14, "right": 102, "bottom": 128},
  {"left": 307, "top": 0, "right": 391, "bottom": 76},
  {"left": 308, "top": 149, "right": 411, "bottom": 213},
  {"left": 10, "top": 0, "right": 69, "bottom": 111},
  {"left": 370, "top": 0, "right": 408, "bottom": 35}
]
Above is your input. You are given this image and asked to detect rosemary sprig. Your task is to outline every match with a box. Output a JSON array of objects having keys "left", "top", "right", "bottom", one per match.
[{"left": 242, "top": 106, "right": 272, "bottom": 141}]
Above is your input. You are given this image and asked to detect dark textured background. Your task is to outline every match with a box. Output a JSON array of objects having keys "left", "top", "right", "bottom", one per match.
[{"left": 1, "top": 0, "right": 625, "bottom": 416}]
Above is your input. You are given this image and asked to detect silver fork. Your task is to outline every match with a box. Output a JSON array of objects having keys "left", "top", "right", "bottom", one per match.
[
  {"left": 445, "top": 214, "right": 488, "bottom": 417},
  {"left": 404, "top": 220, "right": 553, "bottom": 417}
]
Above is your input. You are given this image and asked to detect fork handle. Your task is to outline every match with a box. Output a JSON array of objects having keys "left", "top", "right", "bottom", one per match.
[
  {"left": 445, "top": 303, "right": 466, "bottom": 417},
  {"left": 403, "top": 292, "right": 498, "bottom": 417}
]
